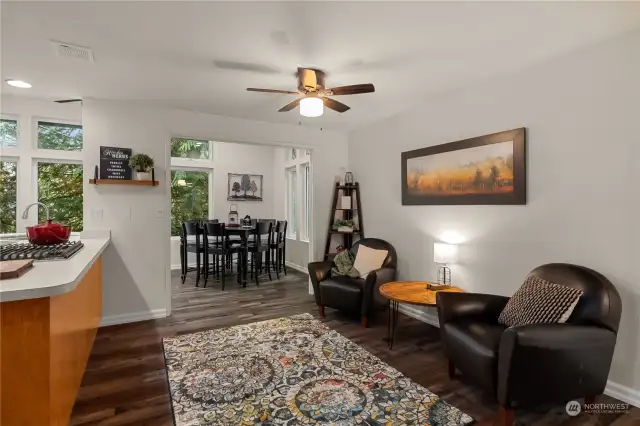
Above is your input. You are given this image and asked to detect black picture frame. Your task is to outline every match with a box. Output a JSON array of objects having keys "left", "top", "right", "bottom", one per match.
[
  {"left": 227, "top": 173, "right": 263, "bottom": 201},
  {"left": 401, "top": 128, "right": 526, "bottom": 205}
]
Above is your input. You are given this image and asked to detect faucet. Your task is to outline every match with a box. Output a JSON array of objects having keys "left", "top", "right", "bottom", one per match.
[{"left": 22, "top": 202, "right": 50, "bottom": 221}]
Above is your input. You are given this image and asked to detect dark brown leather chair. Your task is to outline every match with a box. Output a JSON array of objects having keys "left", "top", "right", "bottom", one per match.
[
  {"left": 308, "top": 238, "right": 397, "bottom": 327},
  {"left": 436, "top": 263, "right": 622, "bottom": 426}
]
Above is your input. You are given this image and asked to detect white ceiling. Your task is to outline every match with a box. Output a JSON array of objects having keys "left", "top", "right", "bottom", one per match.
[{"left": 2, "top": 1, "right": 640, "bottom": 130}]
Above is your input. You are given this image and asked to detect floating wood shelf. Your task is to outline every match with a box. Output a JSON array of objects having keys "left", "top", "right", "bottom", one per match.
[{"left": 89, "top": 179, "right": 159, "bottom": 186}]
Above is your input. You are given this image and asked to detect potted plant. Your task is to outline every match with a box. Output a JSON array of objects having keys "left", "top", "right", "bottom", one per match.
[
  {"left": 129, "top": 153, "right": 154, "bottom": 180},
  {"left": 334, "top": 219, "right": 355, "bottom": 233}
]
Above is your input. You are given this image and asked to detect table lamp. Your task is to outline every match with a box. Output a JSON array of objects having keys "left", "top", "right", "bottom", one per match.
[{"left": 433, "top": 242, "right": 458, "bottom": 286}]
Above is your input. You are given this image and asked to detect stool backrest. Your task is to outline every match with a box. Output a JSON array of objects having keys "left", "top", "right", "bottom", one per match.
[{"left": 253, "top": 221, "right": 273, "bottom": 246}]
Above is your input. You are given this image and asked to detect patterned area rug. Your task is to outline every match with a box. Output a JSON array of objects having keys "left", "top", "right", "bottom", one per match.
[{"left": 163, "top": 313, "right": 473, "bottom": 425}]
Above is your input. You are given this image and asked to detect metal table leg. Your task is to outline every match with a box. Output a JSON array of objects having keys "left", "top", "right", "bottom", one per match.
[{"left": 387, "top": 300, "right": 399, "bottom": 350}]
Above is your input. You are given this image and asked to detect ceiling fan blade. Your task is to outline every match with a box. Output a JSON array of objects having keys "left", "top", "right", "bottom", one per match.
[
  {"left": 326, "top": 84, "right": 375, "bottom": 96},
  {"left": 55, "top": 99, "right": 82, "bottom": 103},
  {"left": 322, "top": 97, "right": 350, "bottom": 113},
  {"left": 278, "top": 98, "right": 303, "bottom": 112},
  {"left": 247, "top": 88, "right": 299, "bottom": 95}
]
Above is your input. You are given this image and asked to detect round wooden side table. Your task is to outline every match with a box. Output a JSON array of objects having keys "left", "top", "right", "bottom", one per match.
[{"left": 379, "top": 281, "right": 463, "bottom": 349}]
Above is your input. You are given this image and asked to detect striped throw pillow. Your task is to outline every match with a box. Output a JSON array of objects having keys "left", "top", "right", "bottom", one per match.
[{"left": 498, "top": 275, "right": 583, "bottom": 327}]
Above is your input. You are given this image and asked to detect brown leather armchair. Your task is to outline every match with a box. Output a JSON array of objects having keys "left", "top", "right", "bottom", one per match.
[
  {"left": 308, "top": 238, "right": 397, "bottom": 327},
  {"left": 436, "top": 263, "right": 622, "bottom": 426}
]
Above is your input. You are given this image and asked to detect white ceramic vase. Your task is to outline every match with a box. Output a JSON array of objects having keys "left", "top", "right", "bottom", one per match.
[{"left": 136, "top": 171, "right": 152, "bottom": 181}]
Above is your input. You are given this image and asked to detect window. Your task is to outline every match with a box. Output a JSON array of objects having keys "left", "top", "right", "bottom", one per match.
[
  {"left": 286, "top": 167, "right": 297, "bottom": 238},
  {"left": 170, "top": 170, "right": 209, "bottom": 236},
  {"left": 37, "top": 162, "right": 83, "bottom": 231},
  {"left": 171, "top": 138, "right": 210, "bottom": 160},
  {"left": 0, "top": 119, "right": 18, "bottom": 147},
  {"left": 0, "top": 161, "right": 17, "bottom": 233},
  {"left": 301, "top": 163, "right": 311, "bottom": 241},
  {"left": 38, "top": 121, "right": 83, "bottom": 151}
]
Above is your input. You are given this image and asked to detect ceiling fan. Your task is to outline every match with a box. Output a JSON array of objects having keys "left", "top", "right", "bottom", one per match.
[{"left": 246, "top": 68, "right": 374, "bottom": 117}]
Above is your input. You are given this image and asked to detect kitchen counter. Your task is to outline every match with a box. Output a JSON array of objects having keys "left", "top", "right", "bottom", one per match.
[
  {"left": 0, "top": 233, "right": 110, "bottom": 302},
  {"left": 1, "top": 230, "right": 109, "bottom": 425}
]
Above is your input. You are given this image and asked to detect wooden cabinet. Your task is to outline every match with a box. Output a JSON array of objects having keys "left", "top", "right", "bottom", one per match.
[{"left": 0, "top": 257, "right": 102, "bottom": 425}]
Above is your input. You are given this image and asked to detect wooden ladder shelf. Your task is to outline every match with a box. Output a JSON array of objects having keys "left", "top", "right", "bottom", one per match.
[{"left": 323, "top": 182, "right": 364, "bottom": 260}]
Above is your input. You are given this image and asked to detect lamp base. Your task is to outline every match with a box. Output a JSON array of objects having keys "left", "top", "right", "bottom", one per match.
[{"left": 437, "top": 264, "right": 451, "bottom": 285}]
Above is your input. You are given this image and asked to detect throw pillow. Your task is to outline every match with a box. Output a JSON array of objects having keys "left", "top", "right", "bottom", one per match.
[
  {"left": 353, "top": 245, "right": 388, "bottom": 279},
  {"left": 498, "top": 275, "right": 583, "bottom": 327}
]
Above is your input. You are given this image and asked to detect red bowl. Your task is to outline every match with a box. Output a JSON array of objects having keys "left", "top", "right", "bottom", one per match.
[{"left": 26, "top": 220, "right": 72, "bottom": 245}]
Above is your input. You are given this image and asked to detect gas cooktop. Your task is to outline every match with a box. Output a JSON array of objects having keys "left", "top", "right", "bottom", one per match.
[{"left": 0, "top": 241, "right": 84, "bottom": 261}]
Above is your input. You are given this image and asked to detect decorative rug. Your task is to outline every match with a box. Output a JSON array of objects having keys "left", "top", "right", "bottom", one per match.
[{"left": 162, "top": 313, "right": 474, "bottom": 425}]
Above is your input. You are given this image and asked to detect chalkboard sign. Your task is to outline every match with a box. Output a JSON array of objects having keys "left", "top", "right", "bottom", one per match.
[{"left": 99, "top": 146, "right": 132, "bottom": 180}]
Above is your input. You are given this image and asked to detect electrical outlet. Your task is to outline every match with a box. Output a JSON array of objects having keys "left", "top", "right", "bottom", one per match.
[
  {"left": 92, "top": 208, "right": 103, "bottom": 221},
  {"left": 156, "top": 209, "right": 164, "bottom": 218}
]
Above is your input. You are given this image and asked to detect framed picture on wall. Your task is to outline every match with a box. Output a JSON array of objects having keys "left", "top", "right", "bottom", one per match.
[
  {"left": 227, "top": 173, "right": 263, "bottom": 201},
  {"left": 401, "top": 128, "right": 526, "bottom": 205}
]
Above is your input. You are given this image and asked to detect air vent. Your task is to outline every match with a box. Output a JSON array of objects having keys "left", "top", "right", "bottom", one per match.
[{"left": 51, "top": 41, "right": 94, "bottom": 63}]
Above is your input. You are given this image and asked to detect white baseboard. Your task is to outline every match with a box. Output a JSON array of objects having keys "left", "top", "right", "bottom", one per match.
[
  {"left": 285, "top": 261, "right": 308, "bottom": 274},
  {"left": 605, "top": 380, "right": 640, "bottom": 407},
  {"left": 399, "top": 303, "right": 640, "bottom": 408},
  {"left": 171, "top": 262, "right": 195, "bottom": 271},
  {"left": 101, "top": 308, "right": 168, "bottom": 327}
]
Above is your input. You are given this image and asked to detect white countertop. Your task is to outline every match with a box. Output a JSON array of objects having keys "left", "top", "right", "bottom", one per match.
[{"left": 0, "top": 232, "right": 110, "bottom": 302}]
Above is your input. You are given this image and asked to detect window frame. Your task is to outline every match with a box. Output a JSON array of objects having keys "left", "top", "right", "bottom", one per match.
[
  {"left": 300, "top": 162, "right": 311, "bottom": 242},
  {"left": 0, "top": 115, "right": 83, "bottom": 235},
  {"left": 169, "top": 138, "right": 215, "bottom": 240},
  {"left": 0, "top": 158, "right": 19, "bottom": 234},
  {"left": 33, "top": 117, "right": 84, "bottom": 154},
  {"left": 34, "top": 159, "right": 84, "bottom": 231},
  {"left": 169, "top": 166, "right": 214, "bottom": 238},
  {"left": 0, "top": 116, "right": 20, "bottom": 148},
  {"left": 285, "top": 166, "right": 297, "bottom": 240}
]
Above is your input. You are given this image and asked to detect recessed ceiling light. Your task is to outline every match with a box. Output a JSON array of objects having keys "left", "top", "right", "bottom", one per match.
[{"left": 6, "top": 79, "right": 32, "bottom": 89}]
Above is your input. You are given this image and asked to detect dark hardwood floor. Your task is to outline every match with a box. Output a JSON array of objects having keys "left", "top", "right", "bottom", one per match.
[{"left": 70, "top": 269, "right": 639, "bottom": 426}]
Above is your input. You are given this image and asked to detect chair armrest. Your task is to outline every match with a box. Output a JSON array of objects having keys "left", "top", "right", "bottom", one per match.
[
  {"left": 308, "top": 261, "right": 333, "bottom": 305},
  {"left": 436, "top": 292, "right": 510, "bottom": 325},
  {"left": 362, "top": 267, "right": 397, "bottom": 314},
  {"left": 497, "top": 324, "right": 617, "bottom": 405}
]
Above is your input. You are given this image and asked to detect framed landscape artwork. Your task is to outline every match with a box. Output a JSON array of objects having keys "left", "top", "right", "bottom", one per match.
[
  {"left": 401, "top": 128, "right": 526, "bottom": 205},
  {"left": 228, "top": 173, "right": 263, "bottom": 201}
]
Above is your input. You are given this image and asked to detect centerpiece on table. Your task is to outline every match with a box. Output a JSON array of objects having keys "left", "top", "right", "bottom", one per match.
[{"left": 128, "top": 153, "right": 154, "bottom": 181}]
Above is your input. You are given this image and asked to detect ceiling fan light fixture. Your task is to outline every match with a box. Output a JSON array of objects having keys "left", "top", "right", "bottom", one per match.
[{"left": 300, "top": 97, "right": 323, "bottom": 118}]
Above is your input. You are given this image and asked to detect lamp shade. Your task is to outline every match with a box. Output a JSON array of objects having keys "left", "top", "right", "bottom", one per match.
[
  {"left": 433, "top": 242, "right": 458, "bottom": 264},
  {"left": 300, "top": 97, "right": 323, "bottom": 117}
]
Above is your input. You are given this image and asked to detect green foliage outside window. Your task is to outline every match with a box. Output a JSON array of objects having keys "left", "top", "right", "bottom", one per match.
[
  {"left": 171, "top": 138, "right": 210, "bottom": 159},
  {"left": 171, "top": 170, "right": 209, "bottom": 236},
  {"left": 38, "top": 163, "right": 83, "bottom": 231},
  {"left": 0, "top": 119, "right": 18, "bottom": 147},
  {"left": 38, "top": 121, "right": 83, "bottom": 151},
  {"left": 0, "top": 162, "right": 17, "bottom": 233}
]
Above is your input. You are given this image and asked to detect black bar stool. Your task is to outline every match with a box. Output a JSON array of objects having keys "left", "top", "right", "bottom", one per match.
[
  {"left": 270, "top": 220, "right": 287, "bottom": 278},
  {"left": 203, "top": 222, "right": 241, "bottom": 290},
  {"left": 248, "top": 221, "right": 273, "bottom": 286},
  {"left": 180, "top": 220, "right": 204, "bottom": 286}
]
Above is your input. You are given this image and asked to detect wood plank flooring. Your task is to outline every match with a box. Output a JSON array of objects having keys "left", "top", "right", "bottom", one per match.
[{"left": 70, "top": 270, "right": 639, "bottom": 425}]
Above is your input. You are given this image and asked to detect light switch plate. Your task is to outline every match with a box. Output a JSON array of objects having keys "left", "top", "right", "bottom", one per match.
[{"left": 156, "top": 209, "right": 164, "bottom": 218}]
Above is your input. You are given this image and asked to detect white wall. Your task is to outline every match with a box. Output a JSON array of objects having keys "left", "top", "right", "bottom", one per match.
[
  {"left": 169, "top": 141, "right": 277, "bottom": 269},
  {"left": 348, "top": 30, "right": 640, "bottom": 402},
  {"left": 0, "top": 96, "right": 82, "bottom": 230},
  {"left": 273, "top": 147, "right": 312, "bottom": 269},
  {"left": 82, "top": 99, "right": 348, "bottom": 323}
]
